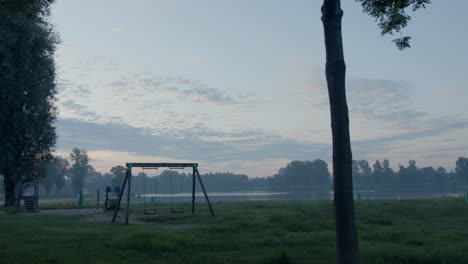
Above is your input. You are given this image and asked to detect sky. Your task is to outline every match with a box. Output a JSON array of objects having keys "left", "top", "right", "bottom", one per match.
[{"left": 50, "top": 0, "right": 468, "bottom": 177}]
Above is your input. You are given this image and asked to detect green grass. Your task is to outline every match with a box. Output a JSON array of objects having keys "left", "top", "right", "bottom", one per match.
[{"left": 1, "top": 199, "right": 468, "bottom": 263}]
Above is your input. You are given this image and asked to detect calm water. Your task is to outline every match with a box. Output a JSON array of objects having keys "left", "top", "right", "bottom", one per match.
[{"left": 133, "top": 189, "right": 468, "bottom": 203}]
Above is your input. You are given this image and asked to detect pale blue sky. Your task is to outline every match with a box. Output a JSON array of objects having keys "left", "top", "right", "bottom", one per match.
[{"left": 50, "top": 0, "right": 468, "bottom": 177}]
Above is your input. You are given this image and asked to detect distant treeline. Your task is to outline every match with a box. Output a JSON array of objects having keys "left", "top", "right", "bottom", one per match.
[
  {"left": 352, "top": 159, "right": 465, "bottom": 186},
  {"left": 3, "top": 149, "right": 467, "bottom": 196}
]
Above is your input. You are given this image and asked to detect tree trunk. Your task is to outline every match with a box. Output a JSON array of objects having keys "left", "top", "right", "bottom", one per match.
[
  {"left": 321, "top": 1, "right": 360, "bottom": 263},
  {"left": 3, "top": 171, "right": 16, "bottom": 207}
]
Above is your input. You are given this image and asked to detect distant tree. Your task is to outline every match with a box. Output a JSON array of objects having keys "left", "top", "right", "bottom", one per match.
[
  {"left": 372, "top": 160, "right": 384, "bottom": 184},
  {"left": 382, "top": 159, "right": 395, "bottom": 183},
  {"left": 53, "top": 157, "right": 69, "bottom": 195},
  {"left": 0, "top": 5, "right": 59, "bottom": 206},
  {"left": 352, "top": 160, "right": 364, "bottom": 185},
  {"left": 85, "top": 166, "right": 98, "bottom": 185},
  {"left": 358, "top": 160, "right": 372, "bottom": 184},
  {"left": 420, "top": 166, "right": 435, "bottom": 183},
  {"left": 43, "top": 156, "right": 69, "bottom": 196},
  {"left": 435, "top": 166, "right": 447, "bottom": 182},
  {"left": 455, "top": 157, "right": 468, "bottom": 182},
  {"left": 397, "top": 164, "right": 406, "bottom": 183},
  {"left": 110, "top": 165, "right": 127, "bottom": 188},
  {"left": 102, "top": 173, "right": 113, "bottom": 185},
  {"left": 69, "top": 148, "right": 91, "bottom": 193},
  {"left": 436, "top": 166, "right": 446, "bottom": 175},
  {"left": 249, "top": 176, "right": 270, "bottom": 190},
  {"left": 201, "top": 172, "right": 250, "bottom": 192},
  {"left": 321, "top": 1, "right": 430, "bottom": 262},
  {"left": 313, "top": 159, "right": 333, "bottom": 186},
  {"left": 269, "top": 160, "right": 331, "bottom": 191},
  {"left": 406, "top": 160, "right": 420, "bottom": 183}
]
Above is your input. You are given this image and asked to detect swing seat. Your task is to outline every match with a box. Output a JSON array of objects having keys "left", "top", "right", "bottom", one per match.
[
  {"left": 144, "top": 211, "right": 157, "bottom": 215},
  {"left": 171, "top": 209, "right": 183, "bottom": 214}
]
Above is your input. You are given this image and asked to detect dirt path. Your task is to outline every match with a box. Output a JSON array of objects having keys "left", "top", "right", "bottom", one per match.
[
  {"left": 18, "top": 208, "right": 102, "bottom": 216},
  {"left": 15, "top": 209, "right": 202, "bottom": 229}
]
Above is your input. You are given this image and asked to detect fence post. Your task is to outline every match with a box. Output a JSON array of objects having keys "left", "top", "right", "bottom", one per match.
[{"left": 79, "top": 190, "right": 84, "bottom": 208}]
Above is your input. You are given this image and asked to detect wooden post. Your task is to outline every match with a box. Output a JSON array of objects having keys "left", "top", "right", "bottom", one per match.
[
  {"left": 112, "top": 167, "right": 130, "bottom": 222},
  {"left": 125, "top": 167, "right": 132, "bottom": 225},
  {"left": 15, "top": 183, "right": 20, "bottom": 213},
  {"left": 34, "top": 182, "right": 39, "bottom": 212},
  {"left": 195, "top": 169, "right": 214, "bottom": 216},
  {"left": 192, "top": 166, "right": 196, "bottom": 214},
  {"left": 97, "top": 189, "right": 100, "bottom": 210}
]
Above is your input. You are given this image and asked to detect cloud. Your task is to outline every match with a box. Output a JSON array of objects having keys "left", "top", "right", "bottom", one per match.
[
  {"left": 347, "top": 78, "right": 426, "bottom": 127},
  {"left": 159, "top": 86, "right": 236, "bottom": 105},
  {"left": 352, "top": 118, "right": 468, "bottom": 167},
  {"left": 289, "top": 73, "right": 428, "bottom": 129},
  {"left": 55, "top": 115, "right": 468, "bottom": 175},
  {"left": 56, "top": 118, "right": 331, "bottom": 166},
  {"left": 111, "top": 27, "right": 125, "bottom": 33},
  {"left": 187, "top": 55, "right": 202, "bottom": 65},
  {"left": 130, "top": 75, "right": 246, "bottom": 105},
  {"left": 58, "top": 100, "right": 101, "bottom": 121}
]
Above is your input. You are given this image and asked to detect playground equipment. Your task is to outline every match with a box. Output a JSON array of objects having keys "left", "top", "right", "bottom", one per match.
[
  {"left": 112, "top": 163, "right": 214, "bottom": 225},
  {"left": 15, "top": 182, "right": 39, "bottom": 213},
  {"left": 169, "top": 168, "right": 184, "bottom": 214},
  {"left": 105, "top": 186, "right": 119, "bottom": 210},
  {"left": 78, "top": 190, "right": 85, "bottom": 207},
  {"left": 141, "top": 167, "right": 158, "bottom": 215}
]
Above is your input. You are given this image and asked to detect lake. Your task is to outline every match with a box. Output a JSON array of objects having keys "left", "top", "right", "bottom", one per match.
[{"left": 135, "top": 189, "right": 468, "bottom": 203}]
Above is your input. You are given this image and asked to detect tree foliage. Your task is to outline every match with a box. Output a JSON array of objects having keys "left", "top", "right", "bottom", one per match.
[
  {"left": 0, "top": 0, "right": 54, "bottom": 18},
  {"left": 356, "top": 0, "right": 431, "bottom": 49},
  {"left": 0, "top": 3, "right": 59, "bottom": 206},
  {"left": 69, "top": 148, "right": 91, "bottom": 193}
]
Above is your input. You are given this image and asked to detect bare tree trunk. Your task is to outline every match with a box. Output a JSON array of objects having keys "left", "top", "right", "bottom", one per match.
[
  {"left": 321, "top": 0, "right": 360, "bottom": 263},
  {"left": 3, "top": 171, "right": 16, "bottom": 207}
]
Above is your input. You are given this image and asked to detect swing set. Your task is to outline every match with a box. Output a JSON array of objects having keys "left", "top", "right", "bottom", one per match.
[
  {"left": 140, "top": 167, "right": 185, "bottom": 215},
  {"left": 112, "top": 163, "right": 214, "bottom": 225}
]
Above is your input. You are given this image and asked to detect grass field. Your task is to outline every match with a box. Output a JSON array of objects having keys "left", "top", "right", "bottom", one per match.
[{"left": 1, "top": 198, "right": 468, "bottom": 264}]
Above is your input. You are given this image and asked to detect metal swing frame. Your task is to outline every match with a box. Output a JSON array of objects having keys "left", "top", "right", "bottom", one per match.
[{"left": 112, "top": 163, "right": 215, "bottom": 225}]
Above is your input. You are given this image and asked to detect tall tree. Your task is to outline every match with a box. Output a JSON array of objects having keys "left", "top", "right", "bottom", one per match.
[
  {"left": 0, "top": 2, "right": 59, "bottom": 206},
  {"left": 69, "top": 148, "right": 91, "bottom": 193},
  {"left": 321, "top": 0, "right": 430, "bottom": 263}
]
